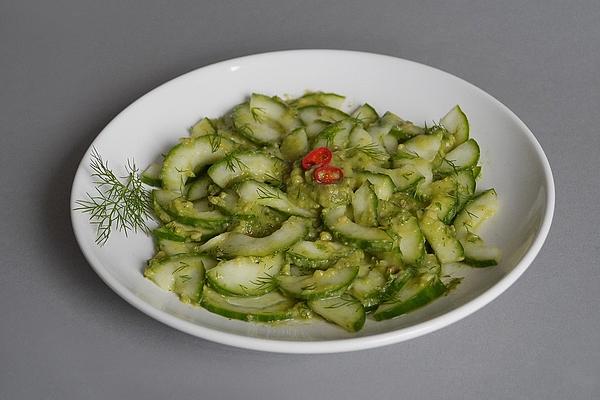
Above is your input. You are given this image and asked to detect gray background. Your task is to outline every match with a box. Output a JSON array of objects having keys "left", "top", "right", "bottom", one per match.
[{"left": 1, "top": 0, "right": 599, "bottom": 398}]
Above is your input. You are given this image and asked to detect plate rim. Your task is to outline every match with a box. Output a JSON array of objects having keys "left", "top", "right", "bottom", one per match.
[{"left": 70, "top": 49, "right": 555, "bottom": 354}]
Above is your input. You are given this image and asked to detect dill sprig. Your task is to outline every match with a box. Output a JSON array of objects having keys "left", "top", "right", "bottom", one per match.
[
  {"left": 343, "top": 143, "right": 388, "bottom": 161},
  {"left": 74, "top": 148, "right": 152, "bottom": 246},
  {"left": 256, "top": 184, "right": 281, "bottom": 200},
  {"left": 323, "top": 294, "right": 357, "bottom": 309},
  {"left": 223, "top": 152, "right": 249, "bottom": 172}
]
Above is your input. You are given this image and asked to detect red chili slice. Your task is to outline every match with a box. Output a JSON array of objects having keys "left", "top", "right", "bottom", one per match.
[
  {"left": 313, "top": 165, "right": 344, "bottom": 184},
  {"left": 301, "top": 147, "right": 333, "bottom": 170}
]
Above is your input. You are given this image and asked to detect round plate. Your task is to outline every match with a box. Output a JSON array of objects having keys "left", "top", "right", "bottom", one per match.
[{"left": 71, "top": 50, "right": 554, "bottom": 353}]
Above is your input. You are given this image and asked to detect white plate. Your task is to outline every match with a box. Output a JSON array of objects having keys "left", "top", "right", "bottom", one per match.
[{"left": 71, "top": 50, "right": 554, "bottom": 353}]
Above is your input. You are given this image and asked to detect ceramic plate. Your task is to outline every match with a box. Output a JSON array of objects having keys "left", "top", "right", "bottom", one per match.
[{"left": 71, "top": 50, "right": 554, "bottom": 353}]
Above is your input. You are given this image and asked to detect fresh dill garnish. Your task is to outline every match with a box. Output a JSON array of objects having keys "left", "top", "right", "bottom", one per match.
[
  {"left": 343, "top": 143, "right": 388, "bottom": 161},
  {"left": 207, "top": 133, "right": 222, "bottom": 153},
  {"left": 74, "top": 147, "right": 152, "bottom": 246},
  {"left": 256, "top": 185, "right": 280, "bottom": 200},
  {"left": 179, "top": 274, "right": 192, "bottom": 283},
  {"left": 223, "top": 152, "right": 248, "bottom": 172},
  {"left": 323, "top": 294, "right": 357, "bottom": 309}
]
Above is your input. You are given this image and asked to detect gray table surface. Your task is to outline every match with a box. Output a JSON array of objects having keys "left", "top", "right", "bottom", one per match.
[{"left": 2, "top": 1, "right": 599, "bottom": 399}]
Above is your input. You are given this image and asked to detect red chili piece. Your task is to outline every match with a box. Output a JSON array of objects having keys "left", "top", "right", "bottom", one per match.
[
  {"left": 301, "top": 147, "right": 333, "bottom": 170},
  {"left": 313, "top": 165, "right": 344, "bottom": 184}
]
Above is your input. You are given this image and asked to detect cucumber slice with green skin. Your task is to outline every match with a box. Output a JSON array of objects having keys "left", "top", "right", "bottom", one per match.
[
  {"left": 351, "top": 103, "right": 379, "bottom": 126},
  {"left": 298, "top": 105, "right": 349, "bottom": 126},
  {"left": 438, "top": 139, "right": 480, "bottom": 174},
  {"left": 373, "top": 273, "right": 447, "bottom": 320},
  {"left": 169, "top": 197, "right": 230, "bottom": 230},
  {"left": 207, "top": 151, "right": 288, "bottom": 188},
  {"left": 393, "top": 157, "right": 434, "bottom": 200},
  {"left": 207, "top": 253, "right": 284, "bottom": 296},
  {"left": 186, "top": 176, "right": 212, "bottom": 201},
  {"left": 365, "top": 165, "right": 424, "bottom": 191},
  {"left": 198, "top": 216, "right": 308, "bottom": 257},
  {"left": 236, "top": 180, "right": 316, "bottom": 218},
  {"left": 440, "top": 105, "right": 469, "bottom": 147},
  {"left": 427, "top": 175, "right": 459, "bottom": 224},
  {"left": 455, "top": 169, "right": 476, "bottom": 212},
  {"left": 419, "top": 213, "right": 464, "bottom": 263},
  {"left": 280, "top": 128, "right": 309, "bottom": 161},
  {"left": 152, "top": 189, "right": 179, "bottom": 223},
  {"left": 250, "top": 93, "right": 301, "bottom": 132},
  {"left": 312, "top": 119, "right": 355, "bottom": 150},
  {"left": 208, "top": 189, "right": 239, "bottom": 215},
  {"left": 232, "top": 103, "right": 285, "bottom": 145},
  {"left": 399, "top": 132, "right": 443, "bottom": 162},
  {"left": 290, "top": 92, "right": 346, "bottom": 109},
  {"left": 201, "top": 287, "right": 297, "bottom": 322},
  {"left": 189, "top": 117, "right": 217, "bottom": 137},
  {"left": 308, "top": 294, "right": 366, "bottom": 332},
  {"left": 276, "top": 265, "right": 359, "bottom": 300},
  {"left": 460, "top": 235, "right": 500, "bottom": 267},
  {"left": 354, "top": 172, "right": 394, "bottom": 201},
  {"left": 154, "top": 221, "right": 225, "bottom": 243},
  {"left": 454, "top": 189, "right": 498, "bottom": 237},
  {"left": 349, "top": 268, "right": 389, "bottom": 308},
  {"left": 141, "top": 162, "right": 162, "bottom": 187},
  {"left": 156, "top": 240, "right": 218, "bottom": 270},
  {"left": 389, "top": 212, "right": 425, "bottom": 265},
  {"left": 144, "top": 254, "right": 206, "bottom": 304},
  {"left": 286, "top": 240, "right": 354, "bottom": 270},
  {"left": 323, "top": 206, "right": 394, "bottom": 252},
  {"left": 390, "top": 122, "right": 426, "bottom": 142},
  {"left": 161, "top": 135, "right": 235, "bottom": 192},
  {"left": 304, "top": 120, "right": 330, "bottom": 138},
  {"left": 352, "top": 182, "right": 378, "bottom": 227}
]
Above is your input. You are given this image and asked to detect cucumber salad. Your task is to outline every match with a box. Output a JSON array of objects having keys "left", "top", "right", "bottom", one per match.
[{"left": 139, "top": 92, "right": 500, "bottom": 332}]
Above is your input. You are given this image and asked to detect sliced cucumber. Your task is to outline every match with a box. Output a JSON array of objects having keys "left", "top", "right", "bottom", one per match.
[
  {"left": 298, "top": 105, "right": 349, "bottom": 126},
  {"left": 144, "top": 254, "right": 206, "bottom": 303},
  {"left": 156, "top": 240, "right": 218, "bottom": 269},
  {"left": 354, "top": 172, "right": 394, "bottom": 201},
  {"left": 352, "top": 181, "right": 378, "bottom": 227},
  {"left": 208, "top": 189, "right": 239, "bottom": 215},
  {"left": 399, "top": 132, "right": 443, "bottom": 162},
  {"left": 141, "top": 162, "right": 162, "bottom": 187},
  {"left": 323, "top": 206, "right": 394, "bottom": 252},
  {"left": 440, "top": 105, "right": 469, "bottom": 147},
  {"left": 250, "top": 93, "right": 300, "bottom": 132},
  {"left": 427, "top": 175, "right": 458, "bottom": 224},
  {"left": 276, "top": 265, "right": 359, "bottom": 300},
  {"left": 153, "top": 220, "right": 225, "bottom": 243},
  {"left": 169, "top": 197, "right": 230, "bottom": 230},
  {"left": 308, "top": 295, "right": 366, "bottom": 332},
  {"left": 198, "top": 216, "right": 308, "bottom": 257},
  {"left": 232, "top": 102, "right": 285, "bottom": 144},
  {"left": 438, "top": 139, "right": 480, "bottom": 174},
  {"left": 351, "top": 103, "right": 379, "bottom": 126},
  {"left": 460, "top": 235, "right": 500, "bottom": 267},
  {"left": 455, "top": 169, "right": 476, "bottom": 212},
  {"left": 152, "top": 189, "right": 179, "bottom": 223},
  {"left": 349, "top": 268, "right": 389, "bottom": 309},
  {"left": 290, "top": 92, "right": 345, "bottom": 109},
  {"left": 207, "top": 253, "right": 284, "bottom": 296},
  {"left": 454, "top": 189, "right": 498, "bottom": 237},
  {"left": 207, "top": 151, "right": 288, "bottom": 188},
  {"left": 201, "top": 287, "right": 297, "bottom": 322},
  {"left": 280, "top": 128, "right": 309, "bottom": 161},
  {"left": 373, "top": 273, "right": 447, "bottom": 320},
  {"left": 419, "top": 213, "right": 464, "bottom": 263},
  {"left": 389, "top": 212, "right": 425, "bottom": 265},
  {"left": 236, "top": 180, "right": 316, "bottom": 218},
  {"left": 186, "top": 176, "right": 212, "bottom": 201},
  {"left": 161, "top": 135, "right": 235, "bottom": 192},
  {"left": 365, "top": 165, "right": 424, "bottom": 191},
  {"left": 286, "top": 240, "right": 354, "bottom": 270},
  {"left": 189, "top": 117, "right": 217, "bottom": 137}
]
